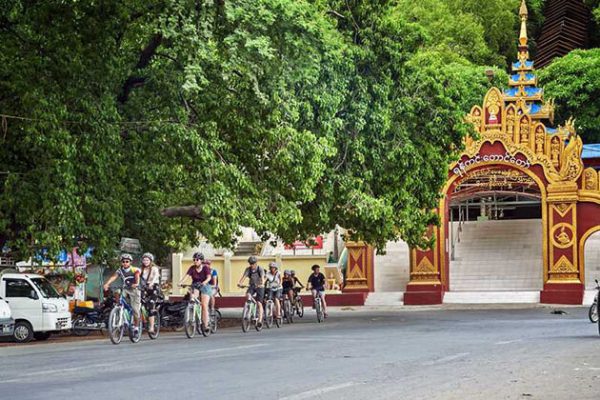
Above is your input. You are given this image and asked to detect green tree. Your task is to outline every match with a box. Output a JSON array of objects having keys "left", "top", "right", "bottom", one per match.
[
  {"left": 0, "top": 0, "right": 513, "bottom": 260},
  {"left": 539, "top": 48, "right": 600, "bottom": 143}
]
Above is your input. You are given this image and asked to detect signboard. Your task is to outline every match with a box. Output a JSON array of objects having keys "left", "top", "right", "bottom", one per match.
[{"left": 285, "top": 236, "right": 324, "bottom": 250}]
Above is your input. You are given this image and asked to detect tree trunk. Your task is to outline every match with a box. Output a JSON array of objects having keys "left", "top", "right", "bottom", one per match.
[{"left": 160, "top": 206, "right": 202, "bottom": 219}]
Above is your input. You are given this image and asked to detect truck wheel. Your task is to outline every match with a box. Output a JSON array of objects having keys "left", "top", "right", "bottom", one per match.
[
  {"left": 34, "top": 332, "right": 51, "bottom": 341},
  {"left": 13, "top": 321, "right": 34, "bottom": 343}
]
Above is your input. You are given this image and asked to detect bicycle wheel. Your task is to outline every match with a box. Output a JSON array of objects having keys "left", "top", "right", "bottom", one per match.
[
  {"left": 148, "top": 313, "right": 161, "bottom": 340},
  {"left": 108, "top": 307, "right": 124, "bottom": 345},
  {"left": 296, "top": 297, "right": 304, "bottom": 318},
  {"left": 316, "top": 299, "right": 323, "bottom": 323},
  {"left": 589, "top": 303, "right": 598, "bottom": 323},
  {"left": 184, "top": 304, "right": 196, "bottom": 338},
  {"left": 264, "top": 302, "right": 273, "bottom": 329},
  {"left": 598, "top": 309, "right": 600, "bottom": 336},
  {"left": 242, "top": 303, "right": 251, "bottom": 333},
  {"left": 200, "top": 309, "right": 211, "bottom": 337},
  {"left": 275, "top": 313, "right": 281, "bottom": 328},
  {"left": 129, "top": 318, "right": 142, "bottom": 343},
  {"left": 210, "top": 310, "right": 218, "bottom": 334},
  {"left": 284, "top": 300, "right": 293, "bottom": 324},
  {"left": 72, "top": 315, "right": 91, "bottom": 336}
]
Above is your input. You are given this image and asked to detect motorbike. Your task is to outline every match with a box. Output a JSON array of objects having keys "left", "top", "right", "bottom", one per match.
[
  {"left": 589, "top": 284, "right": 598, "bottom": 323},
  {"left": 159, "top": 293, "right": 187, "bottom": 331},
  {"left": 71, "top": 294, "right": 115, "bottom": 336}
]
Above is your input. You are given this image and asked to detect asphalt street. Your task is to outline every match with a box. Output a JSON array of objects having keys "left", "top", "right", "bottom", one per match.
[{"left": 1, "top": 306, "right": 600, "bottom": 400}]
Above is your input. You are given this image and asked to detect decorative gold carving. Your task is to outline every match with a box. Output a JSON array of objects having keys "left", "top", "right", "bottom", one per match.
[
  {"left": 519, "top": 116, "right": 530, "bottom": 145},
  {"left": 411, "top": 256, "right": 438, "bottom": 281},
  {"left": 551, "top": 255, "right": 575, "bottom": 273},
  {"left": 535, "top": 125, "right": 545, "bottom": 154},
  {"left": 584, "top": 167, "right": 598, "bottom": 191},
  {"left": 554, "top": 203, "right": 572, "bottom": 217},
  {"left": 485, "top": 90, "right": 502, "bottom": 126},
  {"left": 550, "top": 135, "right": 583, "bottom": 182},
  {"left": 506, "top": 107, "right": 516, "bottom": 138},
  {"left": 551, "top": 223, "right": 574, "bottom": 249},
  {"left": 466, "top": 106, "right": 482, "bottom": 135},
  {"left": 550, "top": 136, "right": 561, "bottom": 167}
]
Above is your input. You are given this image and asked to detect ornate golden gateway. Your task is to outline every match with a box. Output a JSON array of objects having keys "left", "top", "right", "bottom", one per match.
[{"left": 405, "top": 0, "right": 600, "bottom": 306}]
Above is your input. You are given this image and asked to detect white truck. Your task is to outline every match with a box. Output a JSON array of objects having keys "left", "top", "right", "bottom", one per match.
[
  {"left": 0, "top": 271, "right": 71, "bottom": 343},
  {"left": 0, "top": 296, "right": 14, "bottom": 338}
]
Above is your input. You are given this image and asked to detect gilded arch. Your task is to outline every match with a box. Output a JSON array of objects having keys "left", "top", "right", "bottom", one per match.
[{"left": 404, "top": 0, "right": 600, "bottom": 305}]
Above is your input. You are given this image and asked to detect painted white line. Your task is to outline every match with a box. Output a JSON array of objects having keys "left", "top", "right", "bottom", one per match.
[
  {"left": 422, "top": 352, "right": 470, "bottom": 366},
  {"left": 200, "top": 343, "right": 267, "bottom": 354},
  {"left": 279, "top": 382, "right": 359, "bottom": 400},
  {"left": 495, "top": 339, "right": 523, "bottom": 345},
  {"left": 0, "top": 363, "right": 114, "bottom": 383}
]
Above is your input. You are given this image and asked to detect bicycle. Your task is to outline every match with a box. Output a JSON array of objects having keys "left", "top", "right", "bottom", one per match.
[
  {"left": 589, "top": 282, "right": 598, "bottom": 323},
  {"left": 293, "top": 287, "right": 304, "bottom": 318},
  {"left": 595, "top": 279, "right": 600, "bottom": 335},
  {"left": 312, "top": 290, "right": 324, "bottom": 323},
  {"left": 283, "top": 292, "right": 293, "bottom": 324},
  {"left": 181, "top": 285, "right": 210, "bottom": 338},
  {"left": 263, "top": 285, "right": 282, "bottom": 328},
  {"left": 239, "top": 285, "right": 262, "bottom": 332},
  {"left": 209, "top": 303, "right": 221, "bottom": 334},
  {"left": 107, "top": 289, "right": 143, "bottom": 345}
]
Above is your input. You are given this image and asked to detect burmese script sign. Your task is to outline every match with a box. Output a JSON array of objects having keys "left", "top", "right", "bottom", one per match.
[{"left": 453, "top": 152, "right": 531, "bottom": 177}]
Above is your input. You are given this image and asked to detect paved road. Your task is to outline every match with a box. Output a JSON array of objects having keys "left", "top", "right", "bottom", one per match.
[{"left": 1, "top": 306, "right": 600, "bottom": 400}]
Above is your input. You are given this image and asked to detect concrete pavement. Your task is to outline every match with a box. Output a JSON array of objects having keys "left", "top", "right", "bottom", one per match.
[{"left": 1, "top": 307, "right": 599, "bottom": 399}]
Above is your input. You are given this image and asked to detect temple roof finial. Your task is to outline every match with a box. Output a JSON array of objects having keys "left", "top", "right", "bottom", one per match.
[{"left": 519, "top": 0, "right": 529, "bottom": 47}]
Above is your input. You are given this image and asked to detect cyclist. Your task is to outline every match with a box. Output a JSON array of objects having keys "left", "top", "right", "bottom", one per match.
[
  {"left": 290, "top": 270, "right": 304, "bottom": 289},
  {"left": 178, "top": 252, "right": 212, "bottom": 332},
  {"left": 206, "top": 260, "right": 219, "bottom": 310},
  {"left": 307, "top": 264, "right": 327, "bottom": 318},
  {"left": 266, "top": 262, "right": 282, "bottom": 319},
  {"left": 103, "top": 253, "right": 142, "bottom": 335},
  {"left": 140, "top": 252, "right": 161, "bottom": 334},
  {"left": 282, "top": 270, "right": 295, "bottom": 306},
  {"left": 290, "top": 270, "right": 304, "bottom": 307},
  {"left": 237, "top": 256, "right": 265, "bottom": 327}
]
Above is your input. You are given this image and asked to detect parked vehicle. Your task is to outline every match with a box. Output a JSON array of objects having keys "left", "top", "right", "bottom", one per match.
[
  {"left": 595, "top": 280, "right": 600, "bottom": 336},
  {"left": 589, "top": 288, "right": 598, "bottom": 323},
  {"left": 159, "top": 298, "right": 186, "bottom": 331},
  {"left": 0, "top": 296, "right": 14, "bottom": 337},
  {"left": 0, "top": 271, "right": 71, "bottom": 343},
  {"left": 71, "top": 295, "right": 115, "bottom": 336}
]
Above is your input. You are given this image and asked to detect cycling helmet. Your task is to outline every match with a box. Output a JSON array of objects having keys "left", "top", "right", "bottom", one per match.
[
  {"left": 141, "top": 252, "right": 154, "bottom": 262},
  {"left": 192, "top": 252, "right": 204, "bottom": 260},
  {"left": 120, "top": 253, "right": 133, "bottom": 261},
  {"left": 248, "top": 256, "right": 258, "bottom": 264},
  {"left": 284, "top": 269, "right": 291, "bottom": 275},
  {"left": 268, "top": 262, "right": 278, "bottom": 269}
]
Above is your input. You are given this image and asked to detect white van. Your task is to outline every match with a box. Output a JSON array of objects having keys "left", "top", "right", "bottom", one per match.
[
  {"left": 0, "top": 271, "right": 71, "bottom": 343},
  {"left": 0, "top": 297, "right": 14, "bottom": 337}
]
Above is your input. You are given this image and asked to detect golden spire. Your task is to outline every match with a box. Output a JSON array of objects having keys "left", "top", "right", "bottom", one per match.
[{"left": 519, "top": 0, "right": 529, "bottom": 47}]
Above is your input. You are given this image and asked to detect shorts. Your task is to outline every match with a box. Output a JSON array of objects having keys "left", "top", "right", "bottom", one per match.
[
  {"left": 192, "top": 282, "right": 213, "bottom": 296},
  {"left": 270, "top": 288, "right": 282, "bottom": 300},
  {"left": 247, "top": 286, "right": 265, "bottom": 302},
  {"left": 123, "top": 288, "right": 141, "bottom": 319},
  {"left": 311, "top": 288, "right": 326, "bottom": 298}
]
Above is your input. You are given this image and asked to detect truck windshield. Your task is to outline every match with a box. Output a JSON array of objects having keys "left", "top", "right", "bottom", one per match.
[{"left": 31, "top": 278, "right": 60, "bottom": 299}]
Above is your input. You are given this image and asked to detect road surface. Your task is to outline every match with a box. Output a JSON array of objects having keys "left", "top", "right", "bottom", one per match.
[{"left": 1, "top": 306, "right": 599, "bottom": 400}]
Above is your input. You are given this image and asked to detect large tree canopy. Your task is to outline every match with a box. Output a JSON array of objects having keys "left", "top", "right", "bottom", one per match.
[
  {"left": 539, "top": 48, "right": 600, "bottom": 143},
  {"left": 0, "top": 0, "right": 522, "bottom": 261}
]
